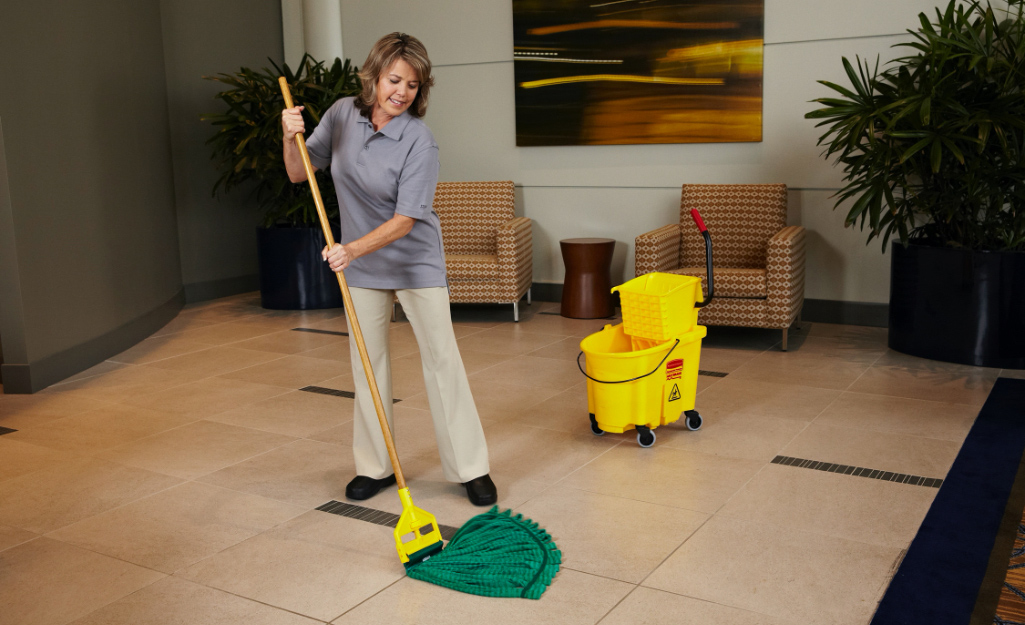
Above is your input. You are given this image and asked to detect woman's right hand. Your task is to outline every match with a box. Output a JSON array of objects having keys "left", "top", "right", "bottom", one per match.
[{"left": 281, "top": 106, "right": 305, "bottom": 141}]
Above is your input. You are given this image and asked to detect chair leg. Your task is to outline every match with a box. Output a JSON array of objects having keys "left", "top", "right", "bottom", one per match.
[
  {"left": 527, "top": 288, "right": 532, "bottom": 305},
  {"left": 513, "top": 302, "right": 520, "bottom": 322},
  {"left": 782, "top": 327, "right": 788, "bottom": 352},
  {"left": 794, "top": 312, "right": 802, "bottom": 331}
]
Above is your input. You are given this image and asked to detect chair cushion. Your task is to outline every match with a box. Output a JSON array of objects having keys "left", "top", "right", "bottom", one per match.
[
  {"left": 446, "top": 254, "right": 500, "bottom": 280},
  {"left": 435, "top": 182, "right": 515, "bottom": 256},
  {"left": 672, "top": 267, "right": 767, "bottom": 298},
  {"left": 679, "top": 184, "right": 788, "bottom": 268}
]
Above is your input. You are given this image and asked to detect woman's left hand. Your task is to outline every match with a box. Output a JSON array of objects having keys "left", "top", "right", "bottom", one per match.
[{"left": 322, "top": 243, "right": 354, "bottom": 272}]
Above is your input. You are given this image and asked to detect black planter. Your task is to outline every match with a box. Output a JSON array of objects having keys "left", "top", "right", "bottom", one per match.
[
  {"left": 889, "top": 242, "right": 1025, "bottom": 368},
  {"left": 256, "top": 225, "right": 343, "bottom": 310}
]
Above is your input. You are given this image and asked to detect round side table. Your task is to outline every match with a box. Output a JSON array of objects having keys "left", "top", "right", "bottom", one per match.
[{"left": 560, "top": 238, "right": 616, "bottom": 319}]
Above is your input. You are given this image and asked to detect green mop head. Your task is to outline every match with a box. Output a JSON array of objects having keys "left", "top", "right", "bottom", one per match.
[{"left": 405, "top": 506, "right": 561, "bottom": 599}]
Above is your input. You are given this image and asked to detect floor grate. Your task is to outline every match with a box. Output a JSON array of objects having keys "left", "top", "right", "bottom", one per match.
[
  {"left": 0, "top": 426, "right": 16, "bottom": 436},
  {"left": 772, "top": 455, "right": 943, "bottom": 488},
  {"left": 293, "top": 327, "right": 348, "bottom": 337},
  {"left": 698, "top": 370, "right": 728, "bottom": 378},
  {"left": 300, "top": 386, "right": 402, "bottom": 403},
  {"left": 316, "top": 500, "right": 460, "bottom": 540}
]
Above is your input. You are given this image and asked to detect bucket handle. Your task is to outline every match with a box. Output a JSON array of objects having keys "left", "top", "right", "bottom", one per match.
[{"left": 576, "top": 339, "right": 680, "bottom": 385}]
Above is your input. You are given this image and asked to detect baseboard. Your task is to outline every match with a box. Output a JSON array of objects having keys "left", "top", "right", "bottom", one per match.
[
  {"left": 184, "top": 274, "right": 260, "bottom": 304},
  {"left": 530, "top": 282, "right": 563, "bottom": 303},
  {"left": 801, "top": 298, "right": 889, "bottom": 328},
  {"left": 0, "top": 289, "right": 185, "bottom": 394}
]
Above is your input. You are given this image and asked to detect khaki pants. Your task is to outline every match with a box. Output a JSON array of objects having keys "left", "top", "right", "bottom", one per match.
[{"left": 346, "top": 286, "right": 490, "bottom": 483}]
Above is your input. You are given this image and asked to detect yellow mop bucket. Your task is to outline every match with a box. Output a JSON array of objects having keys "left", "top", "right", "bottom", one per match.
[{"left": 612, "top": 273, "right": 702, "bottom": 341}]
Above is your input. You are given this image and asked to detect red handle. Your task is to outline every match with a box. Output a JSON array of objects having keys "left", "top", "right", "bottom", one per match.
[{"left": 690, "top": 208, "right": 707, "bottom": 233}]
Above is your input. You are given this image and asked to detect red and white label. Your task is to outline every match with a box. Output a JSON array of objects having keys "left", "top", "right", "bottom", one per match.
[{"left": 666, "top": 359, "right": 683, "bottom": 380}]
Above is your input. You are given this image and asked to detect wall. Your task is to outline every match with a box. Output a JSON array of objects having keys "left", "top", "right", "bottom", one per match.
[
  {"left": 161, "top": 0, "right": 285, "bottom": 301},
  {"left": 0, "top": 0, "right": 184, "bottom": 393},
  {"left": 336, "top": 0, "right": 953, "bottom": 307}
]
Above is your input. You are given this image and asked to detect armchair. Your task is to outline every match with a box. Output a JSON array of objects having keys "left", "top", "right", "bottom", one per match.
[
  {"left": 434, "top": 181, "right": 533, "bottom": 321},
  {"left": 635, "top": 184, "right": 806, "bottom": 349}
]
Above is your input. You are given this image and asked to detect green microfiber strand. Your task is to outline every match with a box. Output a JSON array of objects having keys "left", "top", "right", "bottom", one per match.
[{"left": 405, "top": 506, "right": 561, "bottom": 599}]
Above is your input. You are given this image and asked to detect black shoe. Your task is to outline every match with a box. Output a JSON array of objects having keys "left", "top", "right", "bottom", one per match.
[
  {"left": 463, "top": 474, "right": 497, "bottom": 506},
  {"left": 345, "top": 474, "right": 396, "bottom": 501}
]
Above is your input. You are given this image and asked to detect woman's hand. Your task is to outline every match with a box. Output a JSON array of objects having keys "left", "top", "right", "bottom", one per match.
[
  {"left": 322, "top": 243, "right": 354, "bottom": 273},
  {"left": 281, "top": 106, "right": 305, "bottom": 141}
]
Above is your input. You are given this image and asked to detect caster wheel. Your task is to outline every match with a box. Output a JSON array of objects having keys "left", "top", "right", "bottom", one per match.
[
  {"left": 589, "top": 413, "right": 604, "bottom": 436},
  {"left": 685, "top": 410, "right": 703, "bottom": 431},
  {"left": 636, "top": 427, "right": 656, "bottom": 448}
]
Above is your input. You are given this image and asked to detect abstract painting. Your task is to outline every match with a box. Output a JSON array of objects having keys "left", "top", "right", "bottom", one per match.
[{"left": 513, "top": 0, "right": 764, "bottom": 146}]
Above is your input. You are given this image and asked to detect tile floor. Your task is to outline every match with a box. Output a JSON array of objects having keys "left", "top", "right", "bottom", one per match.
[{"left": 0, "top": 292, "right": 1017, "bottom": 625}]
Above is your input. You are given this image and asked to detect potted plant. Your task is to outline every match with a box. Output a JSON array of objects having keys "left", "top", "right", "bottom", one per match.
[
  {"left": 806, "top": 0, "right": 1025, "bottom": 368},
  {"left": 203, "top": 55, "right": 361, "bottom": 309}
]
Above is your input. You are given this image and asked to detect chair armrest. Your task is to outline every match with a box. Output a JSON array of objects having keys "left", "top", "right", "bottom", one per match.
[
  {"left": 634, "top": 224, "right": 682, "bottom": 277},
  {"left": 766, "top": 225, "right": 807, "bottom": 325},
  {"left": 496, "top": 217, "right": 533, "bottom": 288}
]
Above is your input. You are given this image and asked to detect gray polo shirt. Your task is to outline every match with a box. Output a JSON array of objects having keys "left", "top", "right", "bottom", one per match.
[{"left": 305, "top": 97, "right": 447, "bottom": 290}]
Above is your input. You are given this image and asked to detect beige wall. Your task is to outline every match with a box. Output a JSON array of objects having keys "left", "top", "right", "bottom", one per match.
[{"left": 335, "top": 0, "right": 950, "bottom": 305}]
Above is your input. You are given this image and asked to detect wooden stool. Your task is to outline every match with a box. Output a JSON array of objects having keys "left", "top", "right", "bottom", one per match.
[{"left": 560, "top": 238, "right": 616, "bottom": 319}]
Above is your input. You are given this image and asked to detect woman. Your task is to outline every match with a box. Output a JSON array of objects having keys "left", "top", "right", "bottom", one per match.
[{"left": 281, "top": 33, "right": 496, "bottom": 506}]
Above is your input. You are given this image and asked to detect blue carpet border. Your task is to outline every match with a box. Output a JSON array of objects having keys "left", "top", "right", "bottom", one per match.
[{"left": 871, "top": 377, "right": 1025, "bottom": 624}]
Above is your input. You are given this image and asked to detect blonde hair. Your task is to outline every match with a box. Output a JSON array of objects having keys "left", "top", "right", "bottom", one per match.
[{"left": 355, "top": 32, "right": 434, "bottom": 118}]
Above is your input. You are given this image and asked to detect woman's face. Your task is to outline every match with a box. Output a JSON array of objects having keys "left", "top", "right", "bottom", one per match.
[{"left": 375, "top": 58, "right": 420, "bottom": 118}]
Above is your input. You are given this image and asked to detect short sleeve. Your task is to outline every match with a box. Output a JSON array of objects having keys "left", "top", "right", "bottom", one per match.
[
  {"left": 304, "top": 100, "right": 339, "bottom": 171},
  {"left": 394, "top": 141, "right": 440, "bottom": 220}
]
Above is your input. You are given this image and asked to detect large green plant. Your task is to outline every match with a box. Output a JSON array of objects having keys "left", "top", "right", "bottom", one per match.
[
  {"left": 806, "top": 0, "right": 1025, "bottom": 251},
  {"left": 203, "top": 55, "right": 361, "bottom": 227}
]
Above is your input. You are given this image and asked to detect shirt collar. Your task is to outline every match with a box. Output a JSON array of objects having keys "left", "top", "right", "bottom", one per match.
[{"left": 358, "top": 109, "right": 412, "bottom": 140}]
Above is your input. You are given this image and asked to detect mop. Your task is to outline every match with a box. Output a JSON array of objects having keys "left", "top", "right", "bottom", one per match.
[{"left": 278, "top": 78, "right": 560, "bottom": 599}]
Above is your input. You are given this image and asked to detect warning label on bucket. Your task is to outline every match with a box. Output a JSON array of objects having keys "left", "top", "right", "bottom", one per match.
[
  {"left": 666, "top": 359, "right": 683, "bottom": 381},
  {"left": 668, "top": 384, "right": 681, "bottom": 402}
]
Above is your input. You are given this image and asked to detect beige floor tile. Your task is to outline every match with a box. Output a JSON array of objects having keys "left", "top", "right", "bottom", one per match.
[
  {"left": 332, "top": 568, "right": 633, "bottom": 625},
  {"left": 230, "top": 327, "right": 346, "bottom": 354},
  {"left": 210, "top": 389, "right": 351, "bottom": 437},
  {"left": 514, "top": 484, "right": 707, "bottom": 583},
  {"left": 57, "top": 360, "right": 129, "bottom": 384},
  {"left": 68, "top": 576, "right": 320, "bottom": 625},
  {"left": 5, "top": 404, "right": 198, "bottom": 454},
  {"left": 300, "top": 339, "right": 352, "bottom": 363},
  {"left": 0, "top": 392, "right": 111, "bottom": 430},
  {"left": 848, "top": 351, "right": 1000, "bottom": 406},
  {"left": 526, "top": 336, "right": 587, "bottom": 361},
  {"left": 249, "top": 308, "right": 346, "bottom": 329},
  {"left": 150, "top": 314, "right": 220, "bottom": 337},
  {"left": 218, "top": 354, "right": 347, "bottom": 388},
  {"left": 814, "top": 391, "right": 979, "bottom": 442},
  {"left": 1000, "top": 368, "right": 1025, "bottom": 379},
  {"left": 450, "top": 323, "right": 489, "bottom": 339},
  {"left": 560, "top": 445, "right": 763, "bottom": 513},
  {"left": 108, "top": 335, "right": 215, "bottom": 365},
  {"left": 514, "top": 313, "right": 615, "bottom": 338},
  {"left": 0, "top": 537, "right": 164, "bottom": 625},
  {"left": 178, "top": 511, "right": 404, "bottom": 621},
  {"left": 299, "top": 314, "right": 349, "bottom": 334},
  {"left": 99, "top": 420, "right": 295, "bottom": 480},
  {"left": 0, "top": 438, "right": 75, "bottom": 483},
  {"left": 307, "top": 404, "right": 447, "bottom": 461},
  {"left": 781, "top": 422, "right": 961, "bottom": 478},
  {"left": 49, "top": 481, "right": 305, "bottom": 573},
  {"left": 0, "top": 457, "right": 182, "bottom": 533},
  {"left": 37, "top": 364, "right": 208, "bottom": 404},
  {"left": 696, "top": 346, "right": 765, "bottom": 374},
  {"left": 693, "top": 377, "right": 842, "bottom": 422},
  {"left": 519, "top": 382, "right": 591, "bottom": 433},
  {"left": 643, "top": 516, "right": 901, "bottom": 625},
  {"left": 718, "top": 464, "right": 936, "bottom": 549},
  {"left": 457, "top": 326, "right": 566, "bottom": 356},
  {"left": 454, "top": 347, "right": 516, "bottom": 375},
  {"left": 121, "top": 377, "right": 289, "bottom": 418},
  {"left": 165, "top": 320, "right": 286, "bottom": 346},
  {"left": 0, "top": 524, "right": 37, "bottom": 552},
  {"left": 727, "top": 347, "right": 879, "bottom": 390},
  {"left": 198, "top": 438, "right": 353, "bottom": 508},
  {"left": 656, "top": 412, "right": 808, "bottom": 462},
  {"left": 469, "top": 355, "right": 585, "bottom": 393},
  {"left": 145, "top": 346, "right": 285, "bottom": 378},
  {"left": 481, "top": 422, "right": 621, "bottom": 484},
  {"left": 601, "top": 587, "right": 784, "bottom": 625},
  {"left": 804, "top": 322, "right": 889, "bottom": 345}
]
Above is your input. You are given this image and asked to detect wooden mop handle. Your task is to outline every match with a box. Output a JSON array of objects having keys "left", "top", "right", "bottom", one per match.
[{"left": 279, "top": 77, "right": 407, "bottom": 491}]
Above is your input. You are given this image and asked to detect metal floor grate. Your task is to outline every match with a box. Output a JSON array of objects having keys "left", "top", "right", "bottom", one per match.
[
  {"left": 316, "top": 500, "right": 460, "bottom": 540},
  {"left": 0, "top": 426, "right": 16, "bottom": 436},
  {"left": 292, "top": 327, "right": 348, "bottom": 337},
  {"left": 299, "top": 386, "right": 402, "bottom": 403},
  {"left": 772, "top": 455, "right": 943, "bottom": 488}
]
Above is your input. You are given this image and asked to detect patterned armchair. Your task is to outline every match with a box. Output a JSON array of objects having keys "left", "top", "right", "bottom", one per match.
[
  {"left": 634, "top": 184, "right": 806, "bottom": 350},
  {"left": 434, "top": 181, "right": 533, "bottom": 321}
]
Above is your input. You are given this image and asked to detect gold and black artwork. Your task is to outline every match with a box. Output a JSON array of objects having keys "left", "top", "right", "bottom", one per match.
[{"left": 513, "top": 0, "right": 764, "bottom": 146}]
